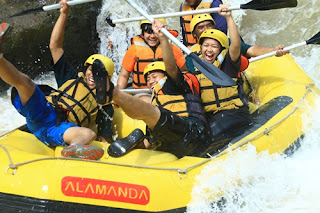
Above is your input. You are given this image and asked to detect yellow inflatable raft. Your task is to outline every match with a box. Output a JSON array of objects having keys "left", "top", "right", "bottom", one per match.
[{"left": 0, "top": 55, "right": 319, "bottom": 212}]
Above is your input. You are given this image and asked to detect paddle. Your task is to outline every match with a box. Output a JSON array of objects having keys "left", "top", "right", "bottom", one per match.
[
  {"left": 123, "top": 0, "right": 236, "bottom": 87},
  {"left": 249, "top": 31, "right": 320, "bottom": 63},
  {"left": 38, "top": 84, "right": 150, "bottom": 95},
  {"left": 10, "top": 0, "right": 96, "bottom": 18},
  {"left": 107, "top": 0, "right": 297, "bottom": 26},
  {"left": 121, "top": 88, "right": 151, "bottom": 94}
]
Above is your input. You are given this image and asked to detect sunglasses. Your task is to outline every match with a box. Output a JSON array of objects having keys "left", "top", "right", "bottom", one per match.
[{"left": 141, "top": 24, "right": 154, "bottom": 34}]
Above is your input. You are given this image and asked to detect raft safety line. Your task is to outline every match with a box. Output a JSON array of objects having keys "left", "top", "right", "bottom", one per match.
[
  {"left": 0, "top": 84, "right": 315, "bottom": 178},
  {"left": 1, "top": 153, "right": 189, "bottom": 178},
  {"left": 212, "top": 84, "right": 314, "bottom": 158}
]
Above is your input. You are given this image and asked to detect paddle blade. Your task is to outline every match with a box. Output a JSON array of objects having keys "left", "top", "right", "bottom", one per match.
[
  {"left": 306, "top": 31, "right": 320, "bottom": 45},
  {"left": 106, "top": 17, "right": 116, "bottom": 27},
  {"left": 10, "top": 6, "right": 44, "bottom": 18},
  {"left": 189, "top": 53, "right": 236, "bottom": 87},
  {"left": 240, "top": 0, "right": 297, "bottom": 11},
  {"left": 0, "top": 23, "right": 10, "bottom": 38}
]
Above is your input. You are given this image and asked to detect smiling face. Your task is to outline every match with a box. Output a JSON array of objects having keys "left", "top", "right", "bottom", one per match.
[
  {"left": 146, "top": 71, "right": 165, "bottom": 90},
  {"left": 143, "top": 31, "right": 160, "bottom": 47},
  {"left": 85, "top": 65, "right": 96, "bottom": 89},
  {"left": 201, "top": 38, "right": 222, "bottom": 63},
  {"left": 193, "top": 20, "right": 215, "bottom": 39}
]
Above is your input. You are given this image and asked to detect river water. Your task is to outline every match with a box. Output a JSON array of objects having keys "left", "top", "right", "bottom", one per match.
[{"left": 1, "top": 0, "right": 320, "bottom": 212}]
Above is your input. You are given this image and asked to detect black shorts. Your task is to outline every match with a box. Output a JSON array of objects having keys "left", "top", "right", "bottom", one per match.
[
  {"left": 207, "top": 106, "right": 252, "bottom": 139},
  {"left": 151, "top": 108, "right": 208, "bottom": 158}
]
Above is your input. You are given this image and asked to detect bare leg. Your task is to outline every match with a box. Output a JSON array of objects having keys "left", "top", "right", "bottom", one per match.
[
  {"left": 113, "top": 87, "right": 160, "bottom": 130},
  {"left": 0, "top": 58, "right": 36, "bottom": 105},
  {"left": 63, "top": 126, "right": 96, "bottom": 145},
  {"left": 0, "top": 24, "right": 35, "bottom": 105}
]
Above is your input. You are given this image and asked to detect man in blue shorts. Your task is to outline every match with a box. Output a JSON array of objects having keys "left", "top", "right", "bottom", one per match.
[
  {"left": 0, "top": 1, "right": 114, "bottom": 160},
  {"left": 50, "top": 0, "right": 114, "bottom": 144}
]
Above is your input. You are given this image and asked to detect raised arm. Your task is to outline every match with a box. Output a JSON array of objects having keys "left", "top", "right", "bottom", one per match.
[
  {"left": 49, "top": 0, "right": 70, "bottom": 64},
  {"left": 219, "top": 4, "right": 240, "bottom": 63},
  {"left": 152, "top": 19, "right": 178, "bottom": 80}
]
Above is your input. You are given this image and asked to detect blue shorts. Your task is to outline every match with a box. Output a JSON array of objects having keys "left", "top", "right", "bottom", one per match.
[{"left": 13, "top": 85, "right": 77, "bottom": 147}]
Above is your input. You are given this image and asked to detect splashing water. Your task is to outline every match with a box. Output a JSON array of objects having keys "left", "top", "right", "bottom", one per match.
[
  {"left": 1, "top": 0, "right": 320, "bottom": 211},
  {"left": 187, "top": 95, "right": 320, "bottom": 213},
  {"left": 95, "top": 1, "right": 320, "bottom": 212}
]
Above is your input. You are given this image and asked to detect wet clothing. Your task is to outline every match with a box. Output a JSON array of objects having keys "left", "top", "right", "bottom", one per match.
[
  {"left": 180, "top": 0, "right": 227, "bottom": 47},
  {"left": 121, "top": 36, "right": 186, "bottom": 88},
  {"left": 148, "top": 69, "right": 208, "bottom": 158},
  {"left": 13, "top": 85, "right": 76, "bottom": 146},
  {"left": 53, "top": 54, "right": 114, "bottom": 139},
  {"left": 151, "top": 108, "right": 208, "bottom": 158},
  {"left": 207, "top": 106, "right": 251, "bottom": 139}
]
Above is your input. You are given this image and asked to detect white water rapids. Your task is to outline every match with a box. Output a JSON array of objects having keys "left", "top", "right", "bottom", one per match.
[{"left": 1, "top": 0, "right": 320, "bottom": 212}]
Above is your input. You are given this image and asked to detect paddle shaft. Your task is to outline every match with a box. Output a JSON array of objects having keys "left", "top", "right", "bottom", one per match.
[
  {"left": 108, "top": 6, "right": 240, "bottom": 25},
  {"left": 249, "top": 41, "right": 306, "bottom": 63},
  {"left": 124, "top": 0, "right": 191, "bottom": 55},
  {"left": 124, "top": 0, "right": 238, "bottom": 87},
  {"left": 108, "top": 0, "right": 297, "bottom": 25},
  {"left": 43, "top": 0, "right": 96, "bottom": 11},
  {"left": 121, "top": 88, "right": 151, "bottom": 93}
]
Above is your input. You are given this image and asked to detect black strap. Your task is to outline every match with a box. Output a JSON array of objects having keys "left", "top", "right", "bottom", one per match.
[
  {"left": 52, "top": 77, "right": 97, "bottom": 126},
  {"left": 134, "top": 57, "right": 163, "bottom": 87},
  {"left": 237, "top": 77, "right": 249, "bottom": 107},
  {"left": 202, "top": 95, "right": 240, "bottom": 107}
]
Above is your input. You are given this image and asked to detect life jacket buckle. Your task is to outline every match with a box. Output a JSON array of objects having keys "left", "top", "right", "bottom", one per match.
[{"left": 55, "top": 104, "right": 68, "bottom": 126}]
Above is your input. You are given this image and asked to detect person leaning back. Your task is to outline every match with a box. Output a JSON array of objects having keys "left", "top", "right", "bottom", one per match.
[
  {"left": 109, "top": 19, "right": 209, "bottom": 158},
  {"left": 49, "top": 0, "right": 114, "bottom": 144}
]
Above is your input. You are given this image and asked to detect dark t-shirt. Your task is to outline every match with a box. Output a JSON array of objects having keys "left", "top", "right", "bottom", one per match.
[
  {"left": 220, "top": 51, "right": 241, "bottom": 78},
  {"left": 52, "top": 54, "right": 114, "bottom": 138},
  {"left": 52, "top": 54, "right": 78, "bottom": 88},
  {"left": 161, "top": 68, "right": 192, "bottom": 95}
]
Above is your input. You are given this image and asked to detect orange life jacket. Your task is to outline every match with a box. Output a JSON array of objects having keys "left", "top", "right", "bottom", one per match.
[
  {"left": 180, "top": 0, "right": 213, "bottom": 48},
  {"left": 131, "top": 36, "right": 164, "bottom": 89},
  {"left": 184, "top": 73, "right": 200, "bottom": 94}
]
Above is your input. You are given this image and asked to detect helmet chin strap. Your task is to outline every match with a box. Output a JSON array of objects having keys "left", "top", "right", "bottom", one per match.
[{"left": 216, "top": 52, "right": 225, "bottom": 64}]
